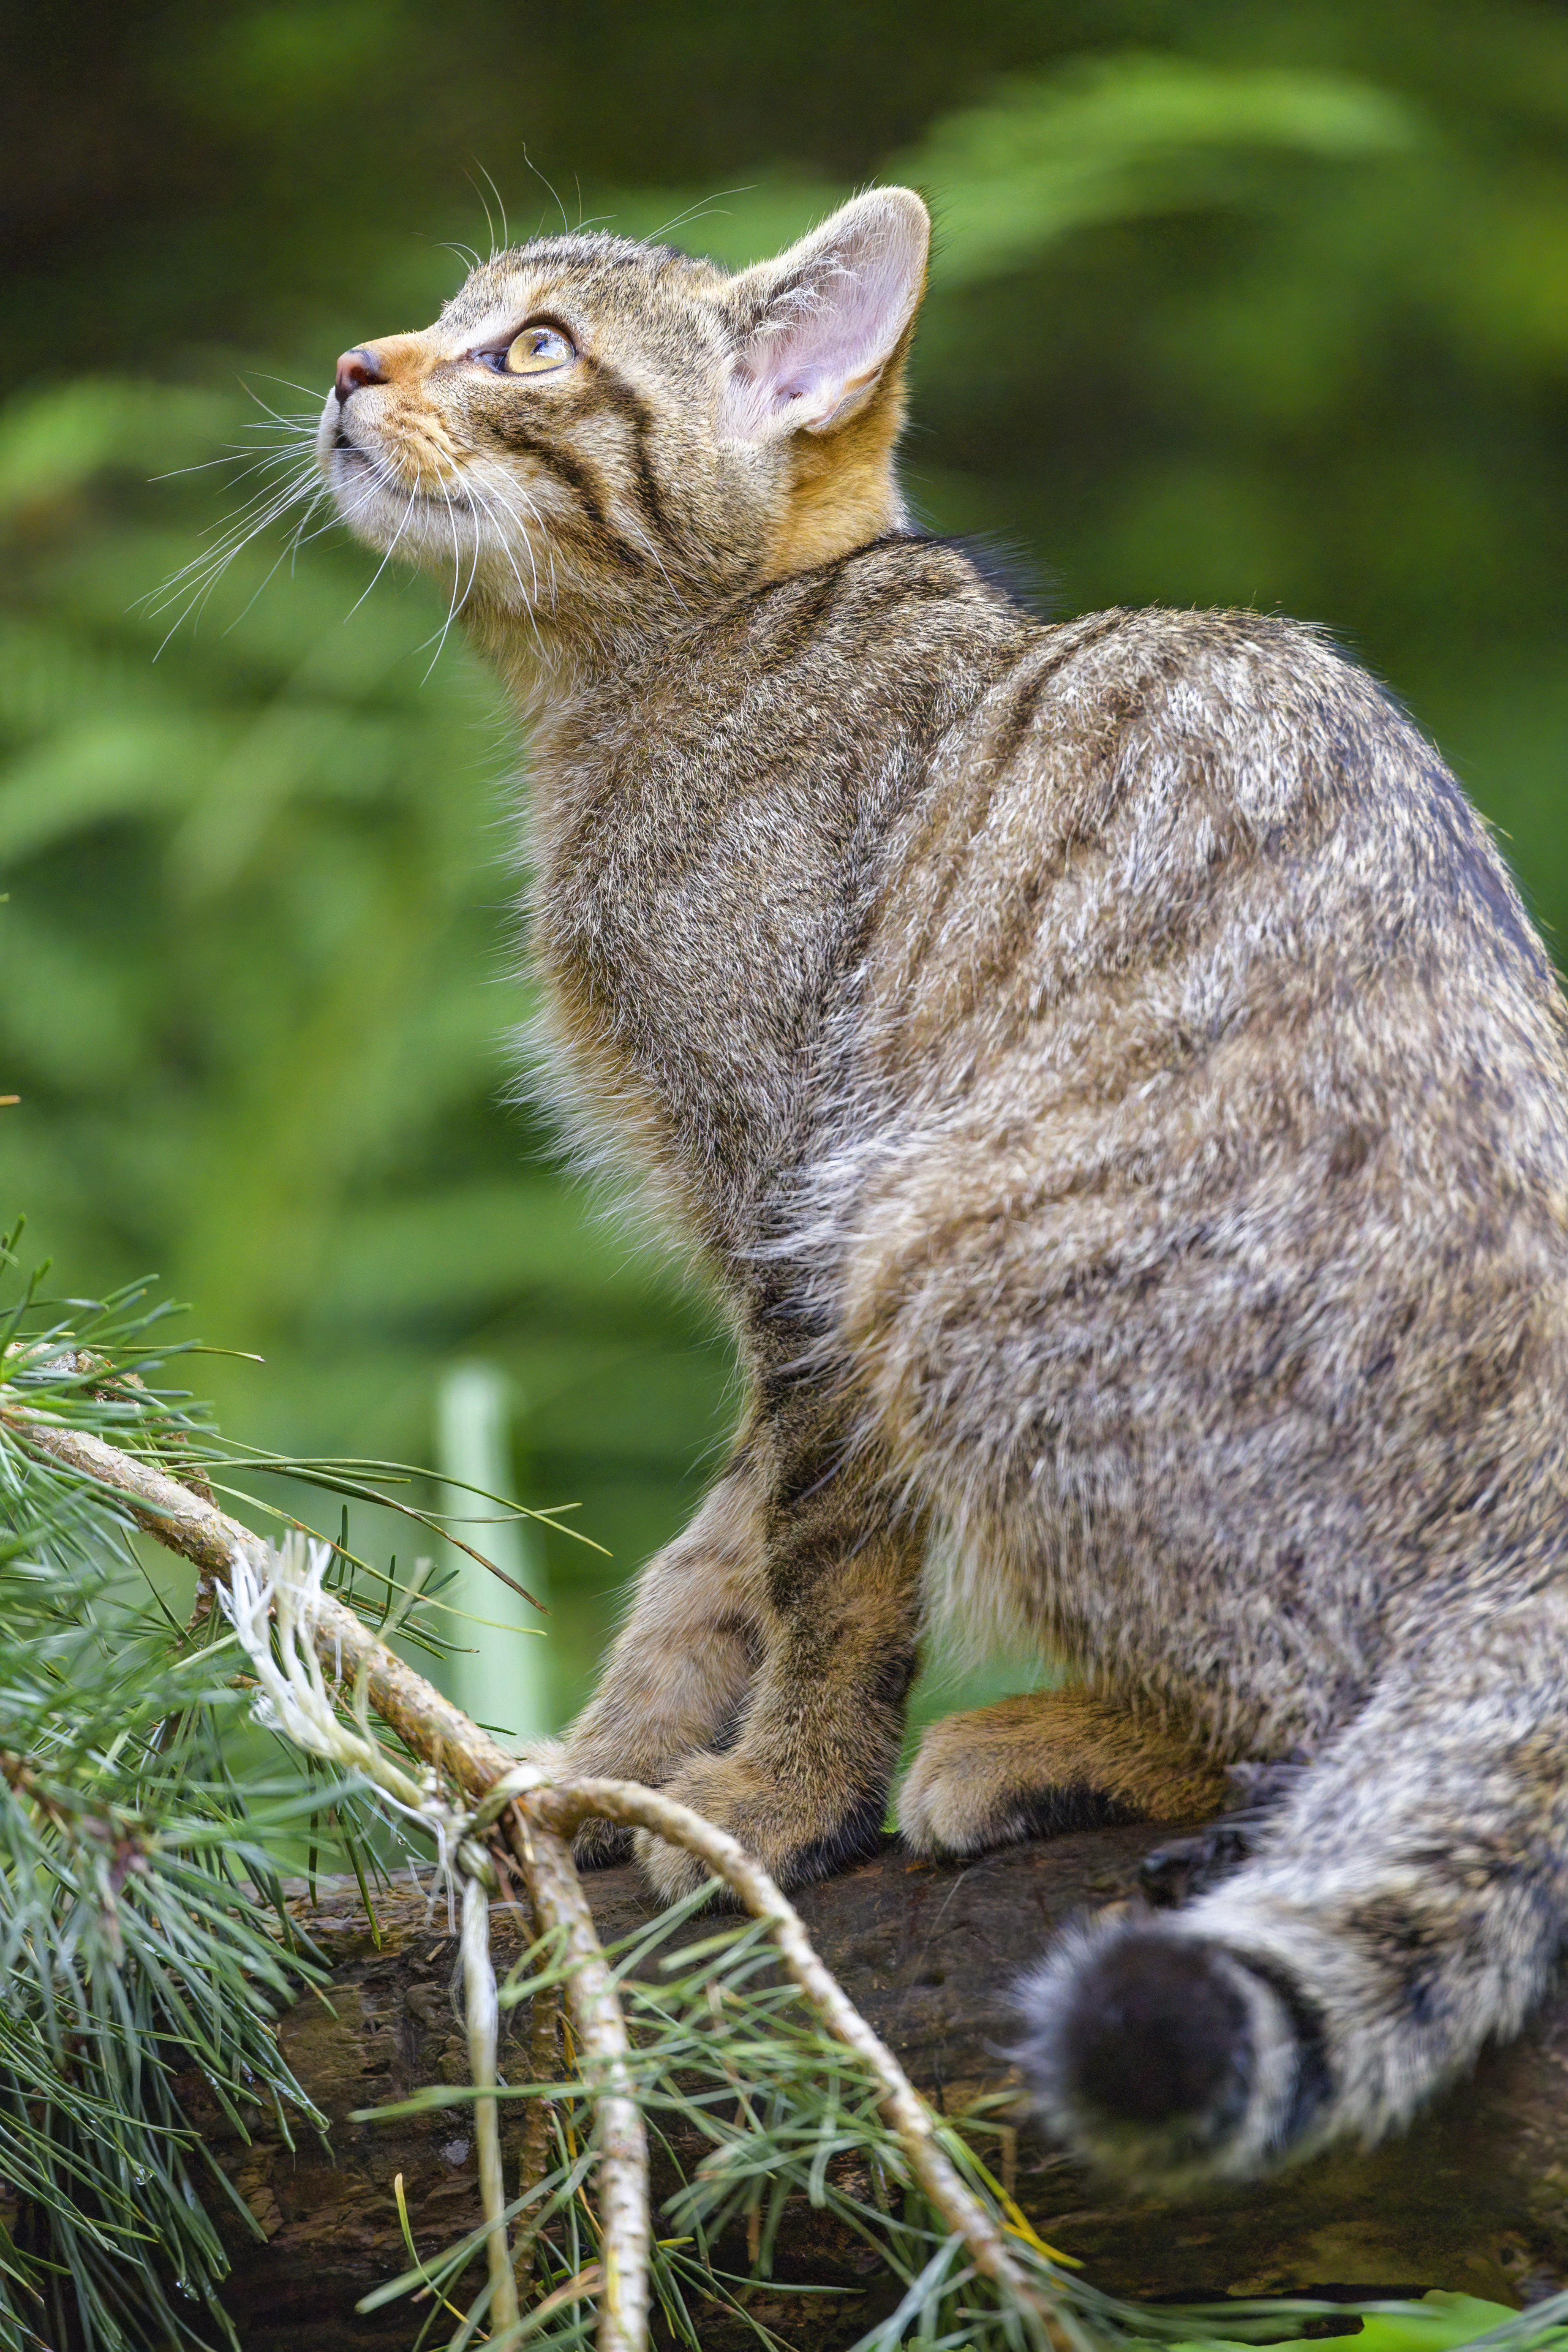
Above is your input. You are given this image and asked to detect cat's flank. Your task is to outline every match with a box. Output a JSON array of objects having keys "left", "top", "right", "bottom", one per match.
[{"left": 317, "top": 189, "right": 1568, "bottom": 2193}]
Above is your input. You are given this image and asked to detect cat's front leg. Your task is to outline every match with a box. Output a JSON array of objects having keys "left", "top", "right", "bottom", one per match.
[
  {"left": 543, "top": 1449, "right": 768, "bottom": 1865},
  {"left": 634, "top": 1463, "right": 925, "bottom": 1903}
]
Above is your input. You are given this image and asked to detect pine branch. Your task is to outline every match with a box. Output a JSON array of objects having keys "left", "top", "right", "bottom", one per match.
[
  {"left": 525, "top": 1778, "right": 1073, "bottom": 2349},
  {"left": 19, "top": 1407, "right": 1568, "bottom": 2352},
  {"left": 11, "top": 1413, "right": 650, "bottom": 2352},
  {"left": 9, "top": 1416, "right": 511, "bottom": 1788},
  {"left": 7, "top": 1410, "right": 1073, "bottom": 2352}
]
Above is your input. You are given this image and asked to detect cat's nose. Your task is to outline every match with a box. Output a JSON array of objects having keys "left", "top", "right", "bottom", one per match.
[{"left": 335, "top": 346, "right": 388, "bottom": 405}]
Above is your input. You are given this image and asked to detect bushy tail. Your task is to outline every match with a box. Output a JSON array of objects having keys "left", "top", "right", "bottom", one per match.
[{"left": 1016, "top": 1596, "right": 1568, "bottom": 2191}]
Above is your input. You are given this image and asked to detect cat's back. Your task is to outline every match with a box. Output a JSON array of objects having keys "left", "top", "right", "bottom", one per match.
[
  {"left": 827, "top": 600, "right": 1568, "bottom": 1686},
  {"left": 860, "top": 599, "right": 1568, "bottom": 1190}
]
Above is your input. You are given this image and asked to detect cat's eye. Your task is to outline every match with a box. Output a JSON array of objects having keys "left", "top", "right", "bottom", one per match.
[{"left": 505, "top": 324, "right": 575, "bottom": 376}]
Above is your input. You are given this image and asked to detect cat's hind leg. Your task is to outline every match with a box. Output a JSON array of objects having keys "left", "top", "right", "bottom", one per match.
[{"left": 898, "top": 1687, "right": 1229, "bottom": 1857}]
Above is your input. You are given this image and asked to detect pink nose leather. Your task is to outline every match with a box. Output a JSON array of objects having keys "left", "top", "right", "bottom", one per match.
[{"left": 335, "top": 347, "right": 387, "bottom": 404}]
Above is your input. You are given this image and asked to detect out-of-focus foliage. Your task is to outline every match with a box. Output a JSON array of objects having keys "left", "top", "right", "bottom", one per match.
[{"left": 4, "top": 1, "right": 1567, "bottom": 1729}]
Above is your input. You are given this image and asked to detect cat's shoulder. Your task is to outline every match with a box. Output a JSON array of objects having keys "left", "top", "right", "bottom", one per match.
[
  {"left": 743, "top": 531, "right": 1026, "bottom": 654},
  {"left": 1017, "top": 600, "right": 1384, "bottom": 715},
  {"left": 986, "top": 599, "right": 1436, "bottom": 809},
  {"left": 738, "top": 561, "right": 1383, "bottom": 737}
]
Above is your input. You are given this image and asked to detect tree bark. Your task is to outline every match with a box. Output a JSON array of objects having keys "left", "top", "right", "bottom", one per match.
[{"left": 183, "top": 1824, "right": 1568, "bottom": 2350}]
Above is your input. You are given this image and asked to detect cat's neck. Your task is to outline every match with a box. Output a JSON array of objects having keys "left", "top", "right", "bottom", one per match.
[
  {"left": 758, "top": 417, "right": 913, "bottom": 582},
  {"left": 465, "top": 465, "right": 915, "bottom": 715},
  {"left": 496, "top": 538, "right": 1035, "bottom": 1264},
  {"left": 463, "top": 596, "right": 670, "bottom": 716}
]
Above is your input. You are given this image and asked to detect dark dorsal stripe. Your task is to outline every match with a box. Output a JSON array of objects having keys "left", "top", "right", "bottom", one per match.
[{"left": 986, "top": 610, "right": 1132, "bottom": 775}]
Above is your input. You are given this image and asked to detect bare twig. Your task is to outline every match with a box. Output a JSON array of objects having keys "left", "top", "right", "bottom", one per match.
[
  {"left": 529, "top": 1778, "right": 1077, "bottom": 2351},
  {"left": 502, "top": 1806, "right": 648, "bottom": 2352},
  {"left": 463, "top": 1873, "right": 520, "bottom": 2338}
]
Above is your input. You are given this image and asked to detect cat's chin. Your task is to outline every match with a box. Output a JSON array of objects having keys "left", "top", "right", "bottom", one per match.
[{"left": 323, "top": 452, "right": 479, "bottom": 564}]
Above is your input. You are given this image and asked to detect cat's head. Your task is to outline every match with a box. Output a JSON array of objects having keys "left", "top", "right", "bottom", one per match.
[{"left": 316, "top": 188, "right": 929, "bottom": 665}]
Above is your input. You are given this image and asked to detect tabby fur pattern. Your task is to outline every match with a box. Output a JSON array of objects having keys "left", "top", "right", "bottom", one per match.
[{"left": 316, "top": 188, "right": 1568, "bottom": 2192}]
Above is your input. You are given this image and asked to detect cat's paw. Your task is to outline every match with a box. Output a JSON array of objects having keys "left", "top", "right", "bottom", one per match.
[
  {"left": 509, "top": 1735, "right": 637, "bottom": 1870},
  {"left": 572, "top": 1816, "right": 637, "bottom": 1871},
  {"left": 633, "top": 1750, "right": 887, "bottom": 1906},
  {"left": 898, "top": 1692, "right": 1233, "bottom": 1858},
  {"left": 898, "top": 1715, "right": 1135, "bottom": 1858},
  {"left": 1140, "top": 1752, "right": 1312, "bottom": 1908}
]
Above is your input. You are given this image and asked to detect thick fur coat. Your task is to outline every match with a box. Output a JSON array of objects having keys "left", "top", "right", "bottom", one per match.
[{"left": 316, "top": 189, "right": 1568, "bottom": 2191}]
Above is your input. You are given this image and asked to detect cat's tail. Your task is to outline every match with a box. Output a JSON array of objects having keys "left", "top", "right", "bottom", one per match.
[{"left": 1015, "top": 1593, "right": 1568, "bottom": 2190}]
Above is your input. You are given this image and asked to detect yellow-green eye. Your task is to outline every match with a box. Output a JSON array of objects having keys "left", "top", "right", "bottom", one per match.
[{"left": 505, "top": 324, "right": 575, "bottom": 375}]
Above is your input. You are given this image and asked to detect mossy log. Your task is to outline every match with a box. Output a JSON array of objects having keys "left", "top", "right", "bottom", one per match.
[{"left": 183, "top": 1824, "right": 1568, "bottom": 2349}]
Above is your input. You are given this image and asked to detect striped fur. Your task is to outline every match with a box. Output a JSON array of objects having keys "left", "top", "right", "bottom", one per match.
[{"left": 317, "top": 191, "right": 1568, "bottom": 2191}]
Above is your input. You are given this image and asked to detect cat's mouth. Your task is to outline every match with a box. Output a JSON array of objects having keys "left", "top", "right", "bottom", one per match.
[{"left": 330, "top": 425, "right": 472, "bottom": 513}]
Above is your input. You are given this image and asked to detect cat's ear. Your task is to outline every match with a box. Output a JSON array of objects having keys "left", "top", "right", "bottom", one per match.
[{"left": 722, "top": 188, "right": 930, "bottom": 441}]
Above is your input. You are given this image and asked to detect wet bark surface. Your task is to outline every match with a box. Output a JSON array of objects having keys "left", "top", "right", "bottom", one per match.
[{"left": 180, "top": 1824, "right": 1568, "bottom": 2349}]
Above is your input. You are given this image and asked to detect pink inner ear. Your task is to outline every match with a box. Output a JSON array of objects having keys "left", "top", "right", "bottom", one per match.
[
  {"left": 776, "top": 358, "right": 841, "bottom": 404},
  {"left": 730, "top": 196, "right": 928, "bottom": 436}
]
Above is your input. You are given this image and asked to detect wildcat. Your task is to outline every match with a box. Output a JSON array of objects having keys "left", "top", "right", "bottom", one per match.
[{"left": 316, "top": 188, "right": 1568, "bottom": 2193}]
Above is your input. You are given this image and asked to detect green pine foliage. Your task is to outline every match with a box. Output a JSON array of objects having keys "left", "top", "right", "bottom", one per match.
[{"left": 0, "top": 1261, "right": 332, "bottom": 2351}]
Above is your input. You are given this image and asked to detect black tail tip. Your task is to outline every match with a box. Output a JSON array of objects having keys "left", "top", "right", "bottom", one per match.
[
  {"left": 1016, "top": 1925, "right": 1326, "bottom": 2191},
  {"left": 1059, "top": 1933, "right": 1253, "bottom": 2129}
]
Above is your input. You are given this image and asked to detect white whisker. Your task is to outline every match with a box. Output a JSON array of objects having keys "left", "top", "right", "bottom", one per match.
[
  {"left": 620, "top": 507, "right": 688, "bottom": 613},
  {"left": 517, "top": 146, "right": 566, "bottom": 239},
  {"left": 342, "top": 468, "right": 419, "bottom": 618},
  {"left": 153, "top": 477, "right": 331, "bottom": 652},
  {"left": 238, "top": 383, "right": 322, "bottom": 427},
  {"left": 646, "top": 185, "right": 758, "bottom": 243},
  {"left": 143, "top": 461, "right": 321, "bottom": 614},
  {"left": 150, "top": 442, "right": 310, "bottom": 484},
  {"left": 144, "top": 479, "right": 318, "bottom": 615},
  {"left": 214, "top": 486, "right": 336, "bottom": 637},
  {"left": 248, "top": 372, "right": 335, "bottom": 404},
  {"left": 462, "top": 470, "right": 550, "bottom": 666},
  {"left": 478, "top": 157, "right": 514, "bottom": 246},
  {"left": 417, "top": 477, "right": 471, "bottom": 680},
  {"left": 466, "top": 165, "right": 500, "bottom": 264},
  {"left": 468, "top": 461, "right": 541, "bottom": 601}
]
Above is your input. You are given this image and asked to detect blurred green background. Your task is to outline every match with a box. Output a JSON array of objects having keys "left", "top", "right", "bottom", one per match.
[{"left": 5, "top": 0, "right": 1567, "bottom": 1737}]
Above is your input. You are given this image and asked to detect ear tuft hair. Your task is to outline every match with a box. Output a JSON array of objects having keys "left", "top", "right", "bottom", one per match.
[{"left": 723, "top": 187, "right": 930, "bottom": 441}]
